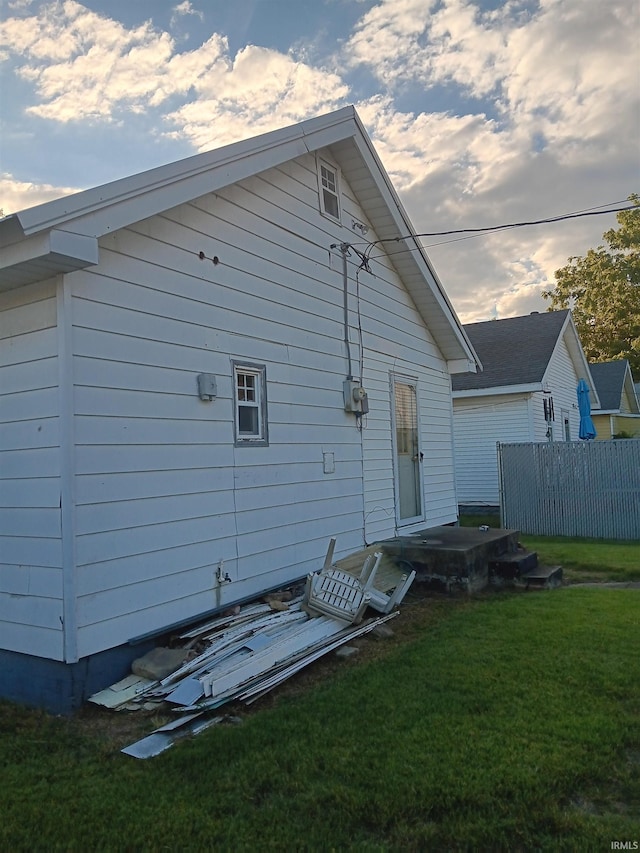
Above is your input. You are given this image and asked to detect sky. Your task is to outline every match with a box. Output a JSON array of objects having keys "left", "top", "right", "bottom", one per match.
[{"left": 0, "top": 0, "right": 638, "bottom": 323}]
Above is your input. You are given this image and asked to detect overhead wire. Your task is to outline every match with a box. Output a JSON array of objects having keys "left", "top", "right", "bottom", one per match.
[{"left": 343, "top": 200, "right": 638, "bottom": 269}]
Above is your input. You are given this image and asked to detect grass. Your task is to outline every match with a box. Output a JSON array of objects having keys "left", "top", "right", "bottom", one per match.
[
  {"left": 1, "top": 582, "right": 639, "bottom": 850},
  {"left": 459, "top": 514, "right": 640, "bottom": 583}
]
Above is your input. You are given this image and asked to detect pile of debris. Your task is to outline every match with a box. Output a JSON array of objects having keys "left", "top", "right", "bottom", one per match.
[{"left": 89, "top": 540, "right": 416, "bottom": 759}]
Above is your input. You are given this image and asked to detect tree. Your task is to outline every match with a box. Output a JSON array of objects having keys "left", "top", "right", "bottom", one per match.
[{"left": 542, "top": 195, "right": 640, "bottom": 374}]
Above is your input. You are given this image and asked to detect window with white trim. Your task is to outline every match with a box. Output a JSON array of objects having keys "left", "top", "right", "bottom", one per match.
[
  {"left": 233, "top": 362, "right": 268, "bottom": 446},
  {"left": 318, "top": 159, "right": 341, "bottom": 221}
]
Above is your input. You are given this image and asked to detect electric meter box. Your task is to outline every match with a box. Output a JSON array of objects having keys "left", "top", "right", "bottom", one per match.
[{"left": 343, "top": 379, "right": 369, "bottom": 414}]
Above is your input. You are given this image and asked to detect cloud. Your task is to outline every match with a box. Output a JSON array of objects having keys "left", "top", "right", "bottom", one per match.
[
  {"left": 170, "top": 1, "right": 204, "bottom": 38},
  {"left": 0, "top": 173, "right": 79, "bottom": 215},
  {"left": 0, "top": 1, "right": 229, "bottom": 121},
  {"left": 343, "top": 0, "right": 638, "bottom": 321},
  {"left": 0, "top": 0, "right": 348, "bottom": 140},
  {"left": 171, "top": 1, "right": 204, "bottom": 23},
  {"left": 1, "top": 0, "right": 635, "bottom": 325},
  {"left": 347, "top": 0, "right": 513, "bottom": 95},
  {"left": 165, "top": 45, "right": 349, "bottom": 150},
  {"left": 347, "top": 0, "right": 638, "bottom": 152}
]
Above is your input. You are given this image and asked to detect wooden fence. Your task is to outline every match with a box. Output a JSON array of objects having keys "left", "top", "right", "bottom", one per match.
[{"left": 498, "top": 439, "right": 640, "bottom": 540}]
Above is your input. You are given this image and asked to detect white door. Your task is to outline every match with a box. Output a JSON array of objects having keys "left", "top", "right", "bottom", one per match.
[{"left": 391, "top": 376, "right": 424, "bottom": 524}]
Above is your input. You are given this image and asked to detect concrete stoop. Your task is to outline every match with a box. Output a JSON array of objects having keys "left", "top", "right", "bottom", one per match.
[
  {"left": 489, "top": 550, "right": 563, "bottom": 589},
  {"left": 378, "top": 526, "right": 563, "bottom": 593}
]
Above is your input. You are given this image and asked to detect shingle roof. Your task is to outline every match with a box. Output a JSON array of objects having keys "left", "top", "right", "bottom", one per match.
[
  {"left": 451, "top": 310, "right": 570, "bottom": 392},
  {"left": 589, "top": 360, "right": 629, "bottom": 411}
]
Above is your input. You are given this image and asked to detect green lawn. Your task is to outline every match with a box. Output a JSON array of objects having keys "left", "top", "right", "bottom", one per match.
[{"left": 1, "top": 585, "right": 639, "bottom": 850}]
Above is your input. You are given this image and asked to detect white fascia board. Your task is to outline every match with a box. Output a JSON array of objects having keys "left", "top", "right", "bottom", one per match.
[
  {"left": 300, "top": 107, "right": 359, "bottom": 151},
  {"left": 0, "top": 228, "right": 99, "bottom": 287},
  {"left": 447, "top": 358, "right": 479, "bottom": 375},
  {"left": 15, "top": 138, "right": 310, "bottom": 240},
  {"left": 453, "top": 383, "right": 541, "bottom": 399},
  {"left": 12, "top": 108, "right": 359, "bottom": 241}
]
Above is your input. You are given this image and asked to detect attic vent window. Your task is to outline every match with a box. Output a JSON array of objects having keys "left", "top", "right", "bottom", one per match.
[{"left": 318, "top": 160, "right": 341, "bottom": 222}]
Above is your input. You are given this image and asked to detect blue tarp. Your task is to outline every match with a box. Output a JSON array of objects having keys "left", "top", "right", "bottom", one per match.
[{"left": 577, "top": 378, "right": 597, "bottom": 440}]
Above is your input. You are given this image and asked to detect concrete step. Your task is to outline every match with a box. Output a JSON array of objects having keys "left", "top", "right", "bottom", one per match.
[
  {"left": 489, "top": 550, "right": 538, "bottom": 580},
  {"left": 520, "top": 564, "right": 563, "bottom": 590}
]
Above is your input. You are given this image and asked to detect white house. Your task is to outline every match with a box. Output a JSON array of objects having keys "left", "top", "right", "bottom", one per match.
[
  {"left": 452, "top": 310, "right": 599, "bottom": 510},
  {"left": 0, "top": 107, "right": 479, "bottom": 711}
]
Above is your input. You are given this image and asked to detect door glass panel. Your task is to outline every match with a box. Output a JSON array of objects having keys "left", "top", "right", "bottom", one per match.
[{"left": 394, "top": 381, "right": 422, "bottom": 521}]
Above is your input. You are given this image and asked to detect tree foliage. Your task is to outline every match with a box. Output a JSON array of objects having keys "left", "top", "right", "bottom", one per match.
[{"left": 542, "top": 195, "right": 640, "bottom": 374}]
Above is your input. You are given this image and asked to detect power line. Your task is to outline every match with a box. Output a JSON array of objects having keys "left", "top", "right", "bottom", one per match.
[{"left": 360, "top": 203, "right": 636, "bottom": 262}]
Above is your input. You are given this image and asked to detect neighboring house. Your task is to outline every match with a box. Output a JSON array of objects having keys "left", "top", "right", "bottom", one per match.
[
  {"left": 590, "top": 360, "right": 640, "bottom": 439},
  {"left": 451, "top": 310, "right": 599, "bottom": 510},
  {"left": 0, "top": 106, "right": 479, "bottom": 711}
]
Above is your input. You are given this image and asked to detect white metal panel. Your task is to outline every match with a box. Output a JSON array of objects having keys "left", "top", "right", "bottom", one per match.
[
  {"left": 0, "top": 293, "right": 56, "bottom": 339},
  {"left": 0, "top": 278, "right": 64, "bottom": 658},
  {"left": 0, "top": 621, "right": 64, "bottom": 660},
  {"left": 453, "top": 394, "right": 532, "bottom": 506},
  {"left": 0, "top": 564, "right": 62, "bottom": 598}
]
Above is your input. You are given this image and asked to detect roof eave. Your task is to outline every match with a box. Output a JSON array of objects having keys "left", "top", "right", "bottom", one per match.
[
  {"left": 0, "top": 228, "right": 99, "bottom": 291},
  {"left": 453, "top": 382, "right": 542, "bottom": 399}
]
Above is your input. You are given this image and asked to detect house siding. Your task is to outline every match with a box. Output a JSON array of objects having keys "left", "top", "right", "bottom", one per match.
[
  {"left": 538, "top": 333, "right": 583, "bottom": 441},
  {"left": 0, "top": 279, "right": 64, "bottom": 659},
  {"left": 620, "top": 385, "right": 634, "bottom": 414},
  {"left": 610, "top": 415, "right": 640, "bottom": 438},
  {"left": 453, "top": 394, "right": 532, "bottom": 507},
  {"left": 65, "top": 151, "right": 455, "bottom": 658}
]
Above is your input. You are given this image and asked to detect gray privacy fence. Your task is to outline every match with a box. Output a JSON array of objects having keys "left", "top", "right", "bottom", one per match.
[{"left": 498, "top": 440, "right": 640, "bottom": 540}]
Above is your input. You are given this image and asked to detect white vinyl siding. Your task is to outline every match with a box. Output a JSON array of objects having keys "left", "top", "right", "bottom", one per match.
[
  {"left": 537, "top": 334, "right": 583, "bottom": 442},
  {"left": 0, "top": 279, "right": 64, "bottom": 659},
  {"left": 453, "top": 395, "right": 533, "bottom": 507}
]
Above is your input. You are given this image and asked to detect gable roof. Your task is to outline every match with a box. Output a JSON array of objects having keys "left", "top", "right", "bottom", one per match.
[
  {"left": 590, "top": 360, "right": 640, "bottom": 413},
  {"left": 0, "top": 106, "right": 478, "bottom": 373},
  {"left": 452, "top": 310, "right": 599, "bottom": 404}
]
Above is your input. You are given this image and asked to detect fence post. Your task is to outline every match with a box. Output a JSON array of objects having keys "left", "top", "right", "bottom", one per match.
[{"left": 497, "top": 441, "right": 505, "bottom": 528}]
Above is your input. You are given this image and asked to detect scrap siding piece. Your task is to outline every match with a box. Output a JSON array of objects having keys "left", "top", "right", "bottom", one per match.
[
  {"left": 239, "top": 610, "right": 399, "bottom": 704},
  {"left": 88, "top": 674, "right": 154, "bottom": 709},
  {"left": 200, "top": 615, "right": 343, "bottom": 698},
  {"left": 158, "top": 608, "right": 306, "bottom": 689},
  {"left": 121, "top": 713, "right": 225, "bottom": 759}
]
